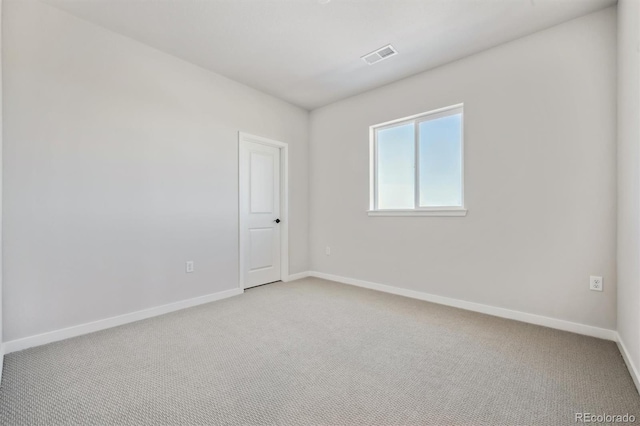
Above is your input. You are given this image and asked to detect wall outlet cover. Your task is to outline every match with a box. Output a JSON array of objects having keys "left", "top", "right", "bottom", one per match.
[{"left": 589, "top": 276, "right": 603, "bottom": 291}]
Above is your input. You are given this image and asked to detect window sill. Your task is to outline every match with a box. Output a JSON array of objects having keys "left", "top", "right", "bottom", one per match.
[{"left": 367, "top": 209, "right": 467, "bottom": 217}]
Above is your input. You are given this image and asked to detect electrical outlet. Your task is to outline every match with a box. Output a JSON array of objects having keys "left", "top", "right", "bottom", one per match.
[
  {"left": 186, "top": 261, "right": 194, "bottom": 273},
  {"left": 325, "top": 246, "right": 331, "bottom": 256},
  {"left": 590, "top": 276, "right": 603, "bottom": 291}
]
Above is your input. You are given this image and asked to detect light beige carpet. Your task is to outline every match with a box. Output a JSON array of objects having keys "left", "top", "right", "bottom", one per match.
[{"left": 0, "top": 277, "right": 638, "bottom": 425}]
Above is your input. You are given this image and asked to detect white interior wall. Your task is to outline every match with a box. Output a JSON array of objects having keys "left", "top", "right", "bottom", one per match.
[
  {"left": 0, "top": 0, "right": 4, "bottom": 368},
  {"left": 617, "top": 0, "right": 640, "bottom": 384},
  {"left": 2, "top": 0, "right": 309, "bottom": 342},
  {"left": 309, "top": 8, "right": 617, "bottom": 330}
]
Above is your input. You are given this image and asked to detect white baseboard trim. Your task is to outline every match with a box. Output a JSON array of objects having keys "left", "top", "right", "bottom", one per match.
[
  {"left": 3, "top": 288, "right": 244, "bottom": 354},
  {"left": 282, "top": 271, "right": 310, "bottom": 282},
  {"left": 308, "top": 271, "right": 617, "bottom": 341},
  {"left": 616, "top": 333, "right": 640, "bottom": 393},
  {"left": 0, "top": 345, "right": 4, "bottom": 386}
]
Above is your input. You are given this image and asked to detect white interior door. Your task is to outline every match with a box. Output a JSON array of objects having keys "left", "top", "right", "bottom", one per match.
[{"left": 239, "top": 139, "right": 282, "bottom": 288}]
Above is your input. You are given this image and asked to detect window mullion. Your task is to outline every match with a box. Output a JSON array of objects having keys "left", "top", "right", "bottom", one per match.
[{"left": 414, "top": 121, "right": 419, "bottom": 210}]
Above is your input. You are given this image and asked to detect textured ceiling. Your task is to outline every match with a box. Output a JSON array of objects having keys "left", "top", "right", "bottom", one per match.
[{"left": 43, "top": 0, "right": 616, "bottom": 110}]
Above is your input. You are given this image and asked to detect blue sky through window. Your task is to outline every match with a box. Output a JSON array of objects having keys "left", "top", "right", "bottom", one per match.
[
  {"left": 377, "top": 123, "right": 414, "bottom": 209},
  {"left": 375, "top": 111, "right": 462, "bottom": 209},
  {"left": 419, "top": 114, "right": 462, "bottom": 207}
]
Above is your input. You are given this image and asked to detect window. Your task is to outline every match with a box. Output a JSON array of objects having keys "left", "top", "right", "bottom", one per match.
[{"left": 369, "top": 104, "right": 466, "bottom": 216}]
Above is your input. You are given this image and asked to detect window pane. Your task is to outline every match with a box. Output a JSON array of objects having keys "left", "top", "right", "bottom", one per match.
[
  {"left": 418, "top": 114, "right": 462, "bottom": 207},
  {"left": 377, "top": 123, "right": 415, "bottom": 209}
]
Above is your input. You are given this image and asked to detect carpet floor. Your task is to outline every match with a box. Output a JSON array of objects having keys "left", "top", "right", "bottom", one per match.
[{"left": 0, "top": 277, "right": 638, "bottom": 425}]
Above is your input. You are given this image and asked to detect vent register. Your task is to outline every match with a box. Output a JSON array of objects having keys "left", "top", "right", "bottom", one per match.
[{"left": 362, "top": 45, "right": 397, "bottom": 65}]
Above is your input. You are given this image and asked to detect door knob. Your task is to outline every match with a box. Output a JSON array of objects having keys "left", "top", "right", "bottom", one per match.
[{"left": 274, "top": 218, "right": 281, "bottom": 224}]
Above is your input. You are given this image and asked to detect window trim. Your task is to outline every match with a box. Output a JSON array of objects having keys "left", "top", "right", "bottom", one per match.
[{"left": 369, "top": 103, "right": 466, "bottom": 217}]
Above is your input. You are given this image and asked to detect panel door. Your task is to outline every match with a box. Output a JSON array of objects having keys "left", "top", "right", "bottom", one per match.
[{"left": 240, "top": 140, "right": 281, "bottom": 288}]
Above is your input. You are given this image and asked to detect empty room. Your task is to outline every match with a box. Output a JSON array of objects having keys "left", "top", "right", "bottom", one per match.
[{"left": 0, "top": 0, "right": 638, "bottom": 424}]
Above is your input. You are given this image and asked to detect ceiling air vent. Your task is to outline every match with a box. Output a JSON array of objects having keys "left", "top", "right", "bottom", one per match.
[{"left": 362, "top": 44, "right": 397, "bottom": 65}]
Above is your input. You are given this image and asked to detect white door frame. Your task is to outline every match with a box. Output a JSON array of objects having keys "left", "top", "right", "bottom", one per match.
[{"left": 238, "top": 132, "right": 289, "bottom": 290}]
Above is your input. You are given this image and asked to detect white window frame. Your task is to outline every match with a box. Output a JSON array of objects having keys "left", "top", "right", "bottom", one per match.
[{"left": 369, "top": 103, "right": 467, "bottom": 217}]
